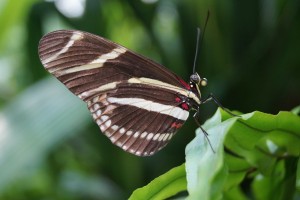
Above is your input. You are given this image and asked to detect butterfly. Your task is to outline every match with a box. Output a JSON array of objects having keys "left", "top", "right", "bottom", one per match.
[{"left": 38, "top": 30, "right": 213, "bottom": 156}]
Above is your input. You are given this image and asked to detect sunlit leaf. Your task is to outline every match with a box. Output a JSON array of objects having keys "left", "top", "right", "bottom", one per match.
[{"left": 185, "top": 109, "right": 237, "bottom": 200}]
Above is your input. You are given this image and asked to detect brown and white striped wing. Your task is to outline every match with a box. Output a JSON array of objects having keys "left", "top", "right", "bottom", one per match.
[{"left": 38, "top": 30, "right": 194, "bottom": 156}]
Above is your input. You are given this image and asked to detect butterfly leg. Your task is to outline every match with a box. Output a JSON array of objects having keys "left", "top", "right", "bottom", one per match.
[
  {"left": 193, "top": 111, "right": 215, "bottom": 153},
  {"left": 201, "top": 93, "right": 238, "bottom": 117}
]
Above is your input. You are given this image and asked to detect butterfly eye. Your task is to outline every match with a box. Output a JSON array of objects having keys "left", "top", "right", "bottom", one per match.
[{"left": 190, "top": 72, "right": 201, "bottom": 84}]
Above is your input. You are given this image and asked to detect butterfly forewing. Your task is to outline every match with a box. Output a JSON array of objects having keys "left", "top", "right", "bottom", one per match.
[{"left": 38, "top": 30, "right": 197, "bottom": 156}]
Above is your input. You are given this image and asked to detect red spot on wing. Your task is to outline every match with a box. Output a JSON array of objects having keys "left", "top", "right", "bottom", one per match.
[
  {"left": 181, "top": 103, "right": 189, "bottom": 110},
  {"left": 174, "top": 96, "right": 189, "bottom": 110},
  {"left": 171, "top": 122, "right": 183, "bottom": 129},
  {"left": 175, "top": 97, "right": 181, "bottom": 102}
]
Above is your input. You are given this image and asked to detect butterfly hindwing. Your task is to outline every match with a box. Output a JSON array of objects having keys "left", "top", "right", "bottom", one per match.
[
  {"left": 86, "top": 83, "right": 188, "bottom": 156},
  {"left": 38, "top": 30, "right": 198, "bottom": 156}
]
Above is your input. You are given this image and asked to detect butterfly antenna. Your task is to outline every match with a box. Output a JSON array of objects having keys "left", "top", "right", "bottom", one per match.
[
  {"left": 192, "top": 28, "right": 201, "bottom": 74},
  {"left": 192, "top": 11, "right": 210, "bottom": 73}
]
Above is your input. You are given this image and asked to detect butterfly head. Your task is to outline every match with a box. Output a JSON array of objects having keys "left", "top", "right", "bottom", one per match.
[
  {"left": 189, "top": 72, "right": 207, "bottom": 99},
  {"left": 190, "top": 72, "right": 207, "bottom": 86}
]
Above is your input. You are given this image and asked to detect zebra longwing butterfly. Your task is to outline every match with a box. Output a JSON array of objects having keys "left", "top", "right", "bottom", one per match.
[{"left": 38, "top": 30, "right": 210, "bottom": 156}]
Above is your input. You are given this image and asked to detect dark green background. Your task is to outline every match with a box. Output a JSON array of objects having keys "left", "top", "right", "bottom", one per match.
[{"left": 0, "top": 0, "right": 299, "bottom": 199}]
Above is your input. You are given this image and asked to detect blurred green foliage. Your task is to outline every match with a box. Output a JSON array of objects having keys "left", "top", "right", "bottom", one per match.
[{"left": 0, "top": 0, "right": 299, "bottom": 199}]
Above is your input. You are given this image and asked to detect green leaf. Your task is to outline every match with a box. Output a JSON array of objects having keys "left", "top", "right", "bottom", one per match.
[
  {"left": 223, "top": 153, "right": 250, "bottom": 190},
  {"left": 129, "top": 164, "right": 187, "bottom": 200},
  {"left": 251, "top": 158, "right": 298, "bottom": 200},
  {"left": 223, "top": 110, "right": 300, "bottom": 174},
  {"left": 291, "top": 105, "right": 300, "bottom": 115},
  {"left": 185, "top": 108, "right": 300, "bottom": 199},
  {"left": 297, "top": 158, "right": 300, "bottom": 191},
  {"left": 223, "top": 186, "right": 248, "bottom": 200},
  {"left": 185, "top": 109, "right": 237, "bottom": 200}
]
